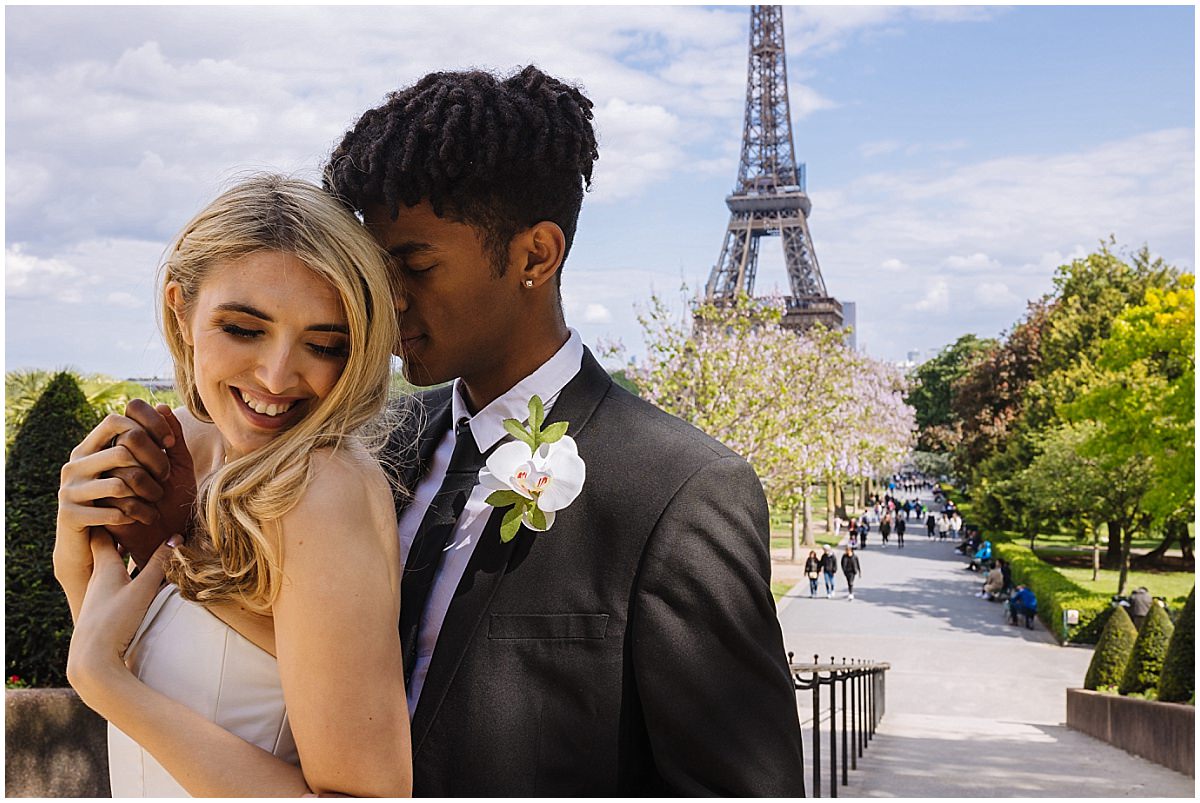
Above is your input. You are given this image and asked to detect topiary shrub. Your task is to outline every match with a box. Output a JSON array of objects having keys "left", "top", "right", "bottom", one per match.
[
  {"left": 1158, "top": 586, "right": 1195, "bottom": 703},
  {"left": 5, "top": 372, "right": 99, "bottom": 687},
  {"left": 1084, "top": 605, "right": 1138, "bottom": 690},
  {"left": 1119, "top": 602, "right": 1175, "bottom": 695}
]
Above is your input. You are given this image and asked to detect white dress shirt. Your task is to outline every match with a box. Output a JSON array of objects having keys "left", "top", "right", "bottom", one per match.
[{"left": 397, "top": 329, "right": 584, "bottom": 711}]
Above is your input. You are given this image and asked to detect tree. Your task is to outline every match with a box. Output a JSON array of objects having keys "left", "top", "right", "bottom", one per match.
[
  {"left": 6, "top": 368, "right": 179, "bottom": 453},
  {"left": 1084, "top": 605, "right": 1138, "bottom": 690},
  {"left": 950, "top": 299, "right": 1048, "bottom": 476},
  {"left": 1158, "top": 587, "right": 1195, "bottom": 703},
  {"left": 631, "top": 291, "right": 915, "bottom": 558},
  {"left": 906, "top": 334, "right": 996, "bottom": 451},
  {"left": 5, "top": 372, "right": 100, "bottom": 686},
  {"left": 1118, "top": 603, "right": 1175, "bottom": 695}
]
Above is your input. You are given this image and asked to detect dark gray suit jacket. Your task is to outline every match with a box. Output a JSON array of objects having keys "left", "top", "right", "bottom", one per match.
[{"left": 389, "top": 348, "right": 805, "bottom": 795}]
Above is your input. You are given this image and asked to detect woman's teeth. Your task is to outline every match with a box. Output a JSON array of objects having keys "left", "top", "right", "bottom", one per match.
[{"left": 240, "top": 390, "right": 295, "bottom": 417}]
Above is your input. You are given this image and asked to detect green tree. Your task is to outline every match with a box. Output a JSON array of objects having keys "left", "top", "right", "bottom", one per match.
[
  {"left": 6, "top": 369, "right": 179, "bottom": 453},
  {"left": 906, "top": 334, "right": 996, "bottom": 451},
  {"left": 5, "top": 372, "right": 100, "bottom": 686},
  {"left": 1119, "top": 603, "right": 1175, "bottom": 695},
  {"left": 1084, "top": 605, "right": 1138, "bottom": 690},
  {"left": 1157, "top": 587, "right": 1195, "bottom": 703}
]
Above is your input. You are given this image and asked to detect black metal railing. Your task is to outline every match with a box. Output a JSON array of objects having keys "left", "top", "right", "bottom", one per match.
[{"left": 790, "top": 653, "right": 889, "bottom": 798}]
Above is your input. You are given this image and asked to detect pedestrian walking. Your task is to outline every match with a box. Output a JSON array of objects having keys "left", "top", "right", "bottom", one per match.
[
  {"left": 937, "top": 512, "right": 950, "bottom": 541},
  {"left": 895, "top": 515, "right": 906, "bottom": 548},
  {"left": 820, "top": 544, "right": 838, "bottom": 598},
  {"left": 926, "top": 511, "right": 936, "bottom": 538},
  {"left": 880, "top": 513, "right": 892, "bottom": 546},
  {"left": 857, "top": 517, "right": 869, "bottom": 550},
  {"left": 840, "top": 547, "right": 861, "bottom": 600},
  {"left": 804, "top": 551, "right": 821, "bottom": 598}
]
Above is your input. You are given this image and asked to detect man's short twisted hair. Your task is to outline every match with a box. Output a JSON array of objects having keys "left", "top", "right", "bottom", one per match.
[{"left": 324, "top": 65, "right": 599, "bottom": 276}]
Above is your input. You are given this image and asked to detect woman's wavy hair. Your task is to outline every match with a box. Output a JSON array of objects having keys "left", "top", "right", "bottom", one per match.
[{"left": 160, "top": 174, "right": 399, "bottom": 614}]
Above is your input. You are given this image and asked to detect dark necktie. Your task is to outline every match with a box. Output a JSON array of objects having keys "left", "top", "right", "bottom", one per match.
[{"left": 399, "top": 418, "right": 486, "bottom": 685}]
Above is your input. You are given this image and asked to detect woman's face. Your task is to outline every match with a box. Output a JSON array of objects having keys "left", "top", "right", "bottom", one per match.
[{"left": 171, "top": 251, "right": 350, "bottom": 460}]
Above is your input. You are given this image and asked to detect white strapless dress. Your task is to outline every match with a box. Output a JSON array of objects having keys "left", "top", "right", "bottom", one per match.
[{"left": 107, "top": 584, "right": 299, "bottom": 797}]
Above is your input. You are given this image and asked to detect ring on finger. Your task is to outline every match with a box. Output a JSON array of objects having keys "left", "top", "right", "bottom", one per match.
[{"left": 108, "top": 434, "right": 120, "bottom": 450}]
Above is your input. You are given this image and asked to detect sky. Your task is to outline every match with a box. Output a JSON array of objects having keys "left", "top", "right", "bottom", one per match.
[{"left": 5, "top": 3, "right": 1195, "bottom": 379}]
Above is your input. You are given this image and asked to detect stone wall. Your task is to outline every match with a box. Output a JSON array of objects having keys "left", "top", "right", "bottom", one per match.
[
  {"left": 1067, "top": 688, "right": 1195, "bottom": 777},
  {"left": 5, "top": 688, "right": 109, "bottom": 797}
]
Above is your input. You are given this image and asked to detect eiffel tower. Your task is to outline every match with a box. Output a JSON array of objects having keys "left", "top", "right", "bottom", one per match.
[{"left": 704, "top": 4, "right": 842, "bottom": 332}]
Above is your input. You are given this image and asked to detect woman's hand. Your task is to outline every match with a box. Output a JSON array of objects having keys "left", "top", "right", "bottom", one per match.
[
  {"left": 54, "top": 401, "right": 191, "bottom": 619},
  {"left": 66, "top": 532, "right": 174, "bottom": 711}
]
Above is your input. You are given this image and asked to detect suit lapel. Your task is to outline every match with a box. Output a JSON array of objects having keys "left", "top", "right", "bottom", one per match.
[{"left": 409, "top": 348, "right": 613, "bottom": 754}]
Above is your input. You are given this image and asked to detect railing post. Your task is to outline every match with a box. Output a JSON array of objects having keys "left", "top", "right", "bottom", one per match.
[
  {"left": 841, "top": 660, "right": 849, "bottom": 787},
  {"left": 829, "top": 656, "right": 837, "bottom": 798},
  {"left": 812, "top": 654, "right": 821, "bottom": 798},
  {"left": 857, "top": 663, "right": 866, "bottom": 756},
  {"left": 849, "top": 661, "right": 857, "bottom": 771}
]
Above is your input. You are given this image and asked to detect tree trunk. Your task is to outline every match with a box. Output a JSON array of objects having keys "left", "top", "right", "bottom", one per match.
[
  {"left": 1088, "top": 522, "right": 1100, "bottom": 583},
  {"left": 834, "top": 482, "right": 847, "bottom": 520},
  {"left": 801, "top": 489, "right": 815, "bottom": 548},
  {"left": 1131, "top": 525, "right": 1174, "bottom": 569},
  {"left": 1116, "top": 518, "right": 1135, "bottom": 597},
  {"left": 861, "top": 478, "right": 870, "bottom": 507},
  {"left": 1104, "top": 521, "right": 1123, "bottom": 569},
  {"left": 790, "top": 507, "right": 800, "bottom": 563},
  {"left": 825, "top": 480, "right": 835, "bottom": 535}
]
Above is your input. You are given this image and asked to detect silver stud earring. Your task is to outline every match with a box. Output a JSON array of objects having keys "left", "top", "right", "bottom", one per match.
[{"left": 524, "top": 279, "right": 534, "bottom": 288}]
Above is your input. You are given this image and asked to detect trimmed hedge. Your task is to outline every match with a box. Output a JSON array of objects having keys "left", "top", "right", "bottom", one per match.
[
  {"left": 1157, "top": 587, "right": 1195, "bottom": 703},
  {"left": 5, "top": 373, "right": 99, "bottom": 686},
  {"left": 991, "top": 535, "right": 1110, "bottom": 643},
  {"left": 1084, "top": 606, "right": 1138, "bottom": 690},
  {"left": 1119, "top": 603, "right": 1175, "bottom": 695}
]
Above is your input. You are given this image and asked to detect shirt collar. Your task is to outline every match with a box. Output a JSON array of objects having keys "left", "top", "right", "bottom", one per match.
[{"left": 451, "top": 328, "right": 584, "bottom": 452}]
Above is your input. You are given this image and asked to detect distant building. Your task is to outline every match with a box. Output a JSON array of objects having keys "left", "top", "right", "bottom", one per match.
[
  {"left": 842, "top": 301, "right": 857, "bottom": 352},
  {"left": 124, "top": 377, "right": 175, "bottom": 393}
]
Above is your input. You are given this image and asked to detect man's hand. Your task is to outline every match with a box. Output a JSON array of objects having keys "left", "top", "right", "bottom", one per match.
[{"left": 99, "top": 400, "right": 196, "bottom": 568}]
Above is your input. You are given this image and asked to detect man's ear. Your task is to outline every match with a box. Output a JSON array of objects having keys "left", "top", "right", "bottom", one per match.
[
  {"left": 514, "top": 221, "right": 566, "bottom": 289},
  {"left": 165, "top": 281, "right": 193, "bottom": 346}
]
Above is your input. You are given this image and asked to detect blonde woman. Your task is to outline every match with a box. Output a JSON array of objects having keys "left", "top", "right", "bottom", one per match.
[{"left": 54, "top": 176, "right": 412, "bottom": 796}]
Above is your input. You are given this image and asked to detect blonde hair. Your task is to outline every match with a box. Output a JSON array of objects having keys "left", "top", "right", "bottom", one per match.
[{"left": 162, "top": 174, "right": 399, "bottom": 613}]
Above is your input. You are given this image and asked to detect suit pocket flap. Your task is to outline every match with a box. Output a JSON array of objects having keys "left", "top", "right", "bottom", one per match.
[{"left": 488, "top": 613, "right": 610, "bottom": 640}]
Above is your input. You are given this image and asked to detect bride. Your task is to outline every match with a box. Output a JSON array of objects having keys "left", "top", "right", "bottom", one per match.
[{"left": 54, "top": 175, "right": 412, "bottom": 796}]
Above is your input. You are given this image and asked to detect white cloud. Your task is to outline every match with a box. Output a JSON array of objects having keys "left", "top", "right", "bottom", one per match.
[
  {"left": 583, "top": 303, "right": 613, "bottom": 324},
  {"left": 944, "top": 253, "right": 1002, "bottom": 271},
  {"left": 914, "top": 280, "right": 950, "bottom": 313},
  {"left": 861, "top": 140, "right": 901, "bottom": 158},
  {"left": 880, "top": 258, "right": 908, "bottom": 272},
  {"left": 6, "top": 245, "right": 86, "bottom": 302},
  {"left": 106, "top": 291, "right": 144, "bottom": 309},
  {"left": 973, "top": 281, "right": 1021, "bottom": 308}
]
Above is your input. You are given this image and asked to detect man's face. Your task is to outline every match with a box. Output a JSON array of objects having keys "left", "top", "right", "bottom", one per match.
[{"left": 364, "top": 200, "right": 523, "bottom": 389}]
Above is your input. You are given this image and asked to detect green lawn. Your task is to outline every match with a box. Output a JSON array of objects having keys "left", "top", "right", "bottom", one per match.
[
  {"left": 771, "top": 581, "right": 795, "bottom": 602},
  {"left": 1055, "top": 566, "right": 1194, "bottom": 605},
  {"left": 767, "top": 483, "right": 874, "bottom": 554}
]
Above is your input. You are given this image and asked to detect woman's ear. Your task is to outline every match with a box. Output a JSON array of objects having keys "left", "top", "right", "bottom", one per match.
[{"left": 165, "top": 281, "right": 193, "bottom": 346}]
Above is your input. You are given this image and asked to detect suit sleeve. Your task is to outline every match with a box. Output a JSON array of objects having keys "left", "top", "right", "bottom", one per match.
[{"left": 632, "top": 454, "right": 806, "bottom": 795}]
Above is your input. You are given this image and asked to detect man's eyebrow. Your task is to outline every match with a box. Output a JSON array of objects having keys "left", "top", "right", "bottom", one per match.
[
  {"left": 386, "top": 242, "right": 436, "bottom": 258},
  {"left": 215, "top": 302, "right": 348, "bottom": 335}
]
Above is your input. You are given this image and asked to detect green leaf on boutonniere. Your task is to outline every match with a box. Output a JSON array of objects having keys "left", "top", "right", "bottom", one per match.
[
  {"left": 529, "top": 395, "right": 545, "bottom": 433},
  {"left": 500, "top": 504, "right": 525, "bottom": 543},
  {"left": 528, "top": 505, "right": 548, "bottom": 530},
  {"left": 539, "top": 421, "right": 569, "bottom": 444},
  {"left": 485, "top": 490, "right": 527, "bottom": 508},
  {"left": 503, "top": 418, "right": 535, "bottom": 448}
]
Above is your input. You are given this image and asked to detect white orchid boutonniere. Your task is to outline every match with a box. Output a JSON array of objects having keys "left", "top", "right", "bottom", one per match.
[{"left": 478, "top": 395, "right": 586, "bottom": 543}]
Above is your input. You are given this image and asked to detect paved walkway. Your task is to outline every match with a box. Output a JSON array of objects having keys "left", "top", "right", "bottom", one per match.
[{"left": 774, "top": 491, "right": 1194, "bottom": 797}]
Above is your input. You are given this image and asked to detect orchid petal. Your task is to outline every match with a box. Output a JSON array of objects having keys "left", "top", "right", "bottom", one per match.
[{"left": 535, "top": 451, "right": 586, "bottom": 512}]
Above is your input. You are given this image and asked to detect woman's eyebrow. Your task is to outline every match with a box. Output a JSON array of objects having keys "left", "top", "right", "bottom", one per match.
[{"left": 215, "top": 302, "right": 348, "bottom": 334}]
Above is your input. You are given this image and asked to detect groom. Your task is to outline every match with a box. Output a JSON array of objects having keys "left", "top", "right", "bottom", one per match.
[{"left": 322, "top": 66, "right": 805, "bottom": 795}]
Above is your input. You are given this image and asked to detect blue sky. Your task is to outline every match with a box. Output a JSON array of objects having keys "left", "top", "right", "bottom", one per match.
[{"left": 5, "top": 4, "right": 1194, "bottom": 378}]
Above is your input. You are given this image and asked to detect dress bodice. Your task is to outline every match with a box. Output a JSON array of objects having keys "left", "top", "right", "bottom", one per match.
[{"left": 107, "top": 584, "right": 298, "bottom": 797}]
